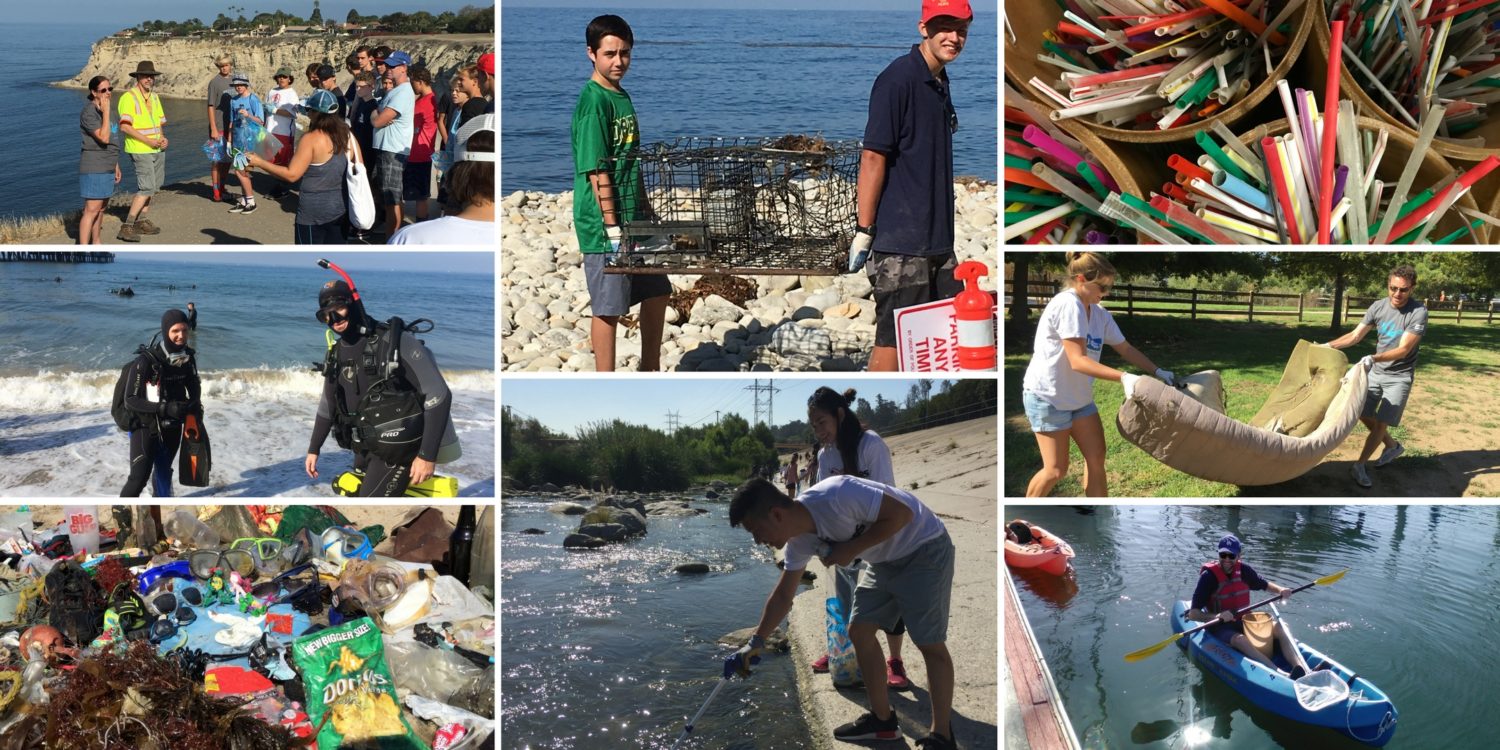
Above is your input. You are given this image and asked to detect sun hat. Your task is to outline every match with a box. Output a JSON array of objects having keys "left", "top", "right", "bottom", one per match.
[{"left": 129, "top": 61, "right": 163, "bottom": 78}]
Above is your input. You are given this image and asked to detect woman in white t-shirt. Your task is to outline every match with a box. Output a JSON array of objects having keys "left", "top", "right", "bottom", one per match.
[
  {"left": 1022, "top": 252, "right": 1175, "bottom": 497},
  {"left": 806, "top": 386, "right": 913, "bottom": 690}
]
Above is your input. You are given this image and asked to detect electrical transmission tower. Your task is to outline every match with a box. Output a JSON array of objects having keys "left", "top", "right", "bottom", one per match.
[
  {"left": 665, "top": 410, "right": 681, "bottom": 436},
  {"left": 744, "top": 379, "right": 781, "bottom": 427}
]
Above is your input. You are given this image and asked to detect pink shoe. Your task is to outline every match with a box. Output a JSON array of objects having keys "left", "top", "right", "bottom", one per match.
[
  {"left": 887, "top": 657, "right": 912, "bottom": 690},
  {"left": 811, "top": 654, "right": 830, "bottom": 673}
]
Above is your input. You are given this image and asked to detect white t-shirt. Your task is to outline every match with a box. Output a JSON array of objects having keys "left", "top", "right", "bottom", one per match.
[
  {"left": 267, "top": 87, "right": 301, "bottom": 137},
  {"left": 388, "top": 216, "right": 495, "bottom": 245},
  {"left": 1022, "top": 288, "right": 1124, "bottom": 410},
  {"left": 816, "top": 430, "right": 894, "bottom": 486},
  {"left": 782, "top": 475, "right": 945, "bottom": 571}
]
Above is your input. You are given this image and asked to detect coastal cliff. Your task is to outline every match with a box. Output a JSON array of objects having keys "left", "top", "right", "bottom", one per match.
[{"left": 55, "top": 33, "right": 491, "bottom": 100}]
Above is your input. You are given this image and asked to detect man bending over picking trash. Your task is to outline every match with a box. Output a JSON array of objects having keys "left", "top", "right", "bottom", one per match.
[{"left": 726, "top": 476, "right": 959, "bottom": 749}]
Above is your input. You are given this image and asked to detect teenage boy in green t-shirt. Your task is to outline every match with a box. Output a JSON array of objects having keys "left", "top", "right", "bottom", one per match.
[{"left": 571, "top": 14, "right": 670, "bottom": 372}]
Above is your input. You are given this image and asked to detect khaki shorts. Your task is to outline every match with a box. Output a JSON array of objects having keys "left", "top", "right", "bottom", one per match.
[
  {"left": 130, "top": 151, "right": 166, "bottom": 196},
  {"left": 850, "top": 532, "right": 954, "bottom": 646}
]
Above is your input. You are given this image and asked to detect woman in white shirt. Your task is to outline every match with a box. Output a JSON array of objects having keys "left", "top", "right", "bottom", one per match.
[{"left": 1022, "top": 252, "right": 1174, "bottom": 497}]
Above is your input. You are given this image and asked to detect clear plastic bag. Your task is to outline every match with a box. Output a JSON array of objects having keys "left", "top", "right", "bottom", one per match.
[
  {"left": 384, "top": 640, "right": 482, "bottom": 704},
  {"left": 825, "top": 596, "right": 862, "bottom": 687}
]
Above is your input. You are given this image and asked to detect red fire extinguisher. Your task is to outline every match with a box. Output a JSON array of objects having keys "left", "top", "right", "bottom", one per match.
[{"left": 953, "top": 261, "right": 996, "bottom": 371}]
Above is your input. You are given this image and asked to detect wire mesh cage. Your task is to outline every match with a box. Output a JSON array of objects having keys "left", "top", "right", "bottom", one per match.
[{"left": 599, "top": 136, "right": 862, "bottom": 275}]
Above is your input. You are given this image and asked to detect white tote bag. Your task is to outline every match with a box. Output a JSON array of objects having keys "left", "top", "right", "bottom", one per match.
[{"left": 344, "top": 139, "right": 376, "bottom": 231}]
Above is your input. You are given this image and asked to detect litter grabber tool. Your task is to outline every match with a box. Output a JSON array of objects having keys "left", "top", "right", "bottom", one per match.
[
  {"left": 1124, "top": 568, "right": 1349, "bottom": 663},
  {"left": 672, "top": 677, "right": 729, "bottom": 748}
]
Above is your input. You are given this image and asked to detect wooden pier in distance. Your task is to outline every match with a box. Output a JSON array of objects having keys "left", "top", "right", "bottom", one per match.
[{"left": 0, "top": 251, "right": 114, "bottom": 263}]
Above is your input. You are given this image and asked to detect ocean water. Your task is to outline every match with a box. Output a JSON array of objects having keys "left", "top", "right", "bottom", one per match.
[
  {"left": 1, "top": 22, "right": 229, "bottom": 221},
  {"left": 500, "top": 7, "right": 999, "bottom": 192},
  {"left": 0, "top": 255, "right": 495, "bottom": 496},
  {"left": 502, "top": 495, "right": 812, "bottom": 749}
]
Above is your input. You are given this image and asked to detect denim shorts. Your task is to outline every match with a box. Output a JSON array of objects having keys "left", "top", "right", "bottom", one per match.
[
  {"left": 1022, "top": 390, "right": 1099, "bottom": 433},
  {"left": 80, "top": 171, "right": 115, "bottom": 200}
]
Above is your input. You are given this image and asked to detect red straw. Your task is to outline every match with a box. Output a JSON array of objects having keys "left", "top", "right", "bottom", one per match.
[
  {"left": 1200, "top": 0, "right": 1286, "bottom": 45},
  {"left": 1025, "top": 218, "right": 1067, "bottom": 244},
  {"left": 1262, "top": 136, "right": 1303, "bottom": 244},
  {"left": 1384, "top": 156, "right": 1500, "bottom": 240},
  {"left": 1318, "top": 20, "right": 1344, "bottom": 244}
]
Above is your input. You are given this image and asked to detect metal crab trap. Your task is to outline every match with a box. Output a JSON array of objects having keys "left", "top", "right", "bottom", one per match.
[{"left": 600, "top": 135, "right": 861, "bottom": 275}]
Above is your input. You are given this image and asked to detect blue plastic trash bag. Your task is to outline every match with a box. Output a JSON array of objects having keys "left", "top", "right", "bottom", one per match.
[
  {"left": 825, "top": 596, "right": 862, "bottom": 687},
  {"left": 202, "top": 138, "right": 227, "bottom": 163}
]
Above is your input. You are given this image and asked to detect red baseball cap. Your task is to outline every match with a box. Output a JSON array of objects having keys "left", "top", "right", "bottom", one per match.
[
  {"left": 477, "top": 52, "right": 495, "bottom": 76},
  {"left": 921, "top": 0, "right": 973, "bottom": 23}
]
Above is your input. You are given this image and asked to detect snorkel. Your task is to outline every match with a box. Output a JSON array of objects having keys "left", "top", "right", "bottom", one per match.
[
  {"left": 317, "top": 258, "right": 361, "bottom": 304},
  {"left": 317, "top": 258, "right": 371, "bottom": 342}
]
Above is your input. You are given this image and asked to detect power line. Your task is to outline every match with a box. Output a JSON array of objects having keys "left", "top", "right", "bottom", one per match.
[
  {"left": 665, "top": 410, "right": 681, "bottom": 436},
  {"left": 745, "top": 379, "right": 782, "bottom": 427}
]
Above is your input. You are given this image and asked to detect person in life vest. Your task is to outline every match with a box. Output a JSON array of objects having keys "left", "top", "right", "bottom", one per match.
[
  {"left": 117, "top": 61, "right": 169, "bottom": 243},
  {"left": 1185, "top": 534, "right": 1304, "bottom": 676}
]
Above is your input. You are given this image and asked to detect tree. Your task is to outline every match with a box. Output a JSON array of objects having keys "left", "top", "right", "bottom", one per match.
[
  {"left": 310, "top": 0, "right": 323, "bottom": 25},
  {"left": 1272, "top": 253, "right": 1418, "bottom": 332},
  {"left": 347, "top": 8, "right": 360, "bottom": 24}
]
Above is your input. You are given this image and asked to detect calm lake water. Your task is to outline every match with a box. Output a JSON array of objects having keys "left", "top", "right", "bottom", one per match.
[
  {"left": 500, "top": 495, "right": 813, "bottom": 749},
  {"left": 1005, "top": 504, "right": 1496, "bottom": 749}
]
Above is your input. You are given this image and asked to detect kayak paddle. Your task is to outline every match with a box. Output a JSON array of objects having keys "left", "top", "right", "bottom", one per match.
[
  {"left": 672, "top": 677, "right": 729, "bottom": 748},
  {"left": 1123, "top": 568, "right": 1349, "bottom": 663}
]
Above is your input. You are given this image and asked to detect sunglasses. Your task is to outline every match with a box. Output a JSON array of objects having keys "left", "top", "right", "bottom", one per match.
[
  {"left": 321, "top": 527, "right": 372, "bottom": 563},
  {"left": 1219, "top": 553, "right": 1237, "bottom": 560},
  {"left": 188, "top": 548, "right": 256, "bottom": 580},
  {"left": 95, "top": 87, "right": 112, "bottom": 93},
  {"left": 148, "top": 606, "right": 198, "bottom": 643},
  {"left": 1389, "top": 285, "right": 1412, "bottom": 293},
  {"left": 250, "top": 562, "right": 316, "bottom": 601}
]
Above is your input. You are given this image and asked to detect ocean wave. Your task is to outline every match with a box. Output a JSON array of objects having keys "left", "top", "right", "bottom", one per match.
[{"left": 0, "top": 367, "right": 494, "bottom": 412}]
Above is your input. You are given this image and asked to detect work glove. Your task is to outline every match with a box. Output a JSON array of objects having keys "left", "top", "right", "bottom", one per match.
[
  {"left": 1358, "top": 355, "right": 1375, "bottom": 371},
  {"left": 164, "top": 401, "right": 191, "bottom": 420},
  {"left": 1120, "top": 372, "right": 1140, "bottom": 399},
  {"left": 847, "top": 226, "right": 874, "bottom": 272},
  {"left": 723, "top": 634, "right": 764, "bottom": 679},
  {"left": 605, "top": 225, "right": 624, "bottom": 253},
  {"left": 1216, "top": 610, "right": 1236, "bottom": 623},
  {"left": 1154, "top": 368, "right": 1176, "bottom": 387}
]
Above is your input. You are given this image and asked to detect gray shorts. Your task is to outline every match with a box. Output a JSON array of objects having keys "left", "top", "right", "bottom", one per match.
[
  {"left": 868, "top": 251, "right": 962, "bottom": 347},
  {"left": 130, "top": 151, "right": 166, "bottom": 195},
  {"left": 1362, "top": 371, "right": 1413, "bottom": 426},
  {"left": 583, "top": 253, "right": 671, "bottom": 317},
  {"left": 850, "top": 532, "right": 954, "bottom": 646},
  {"left": 375, "top": 149, "right": 407, "bottom": 206}
]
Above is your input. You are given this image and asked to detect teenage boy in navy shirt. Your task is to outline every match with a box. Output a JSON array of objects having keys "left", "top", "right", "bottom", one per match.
[{"left": 849, "top": 0, "right": 972, "bottom": 371}]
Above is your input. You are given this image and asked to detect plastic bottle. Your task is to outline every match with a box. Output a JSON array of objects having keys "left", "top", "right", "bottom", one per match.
[
  {"left": 447, "top": 505, "right": 476, "bottom": 587},
  {"left": 953, "top": 261, "right": 997, "bottom": 372},
  {"left": 162, "top": 509, "right": 220, "bottom": 549},
  {"left": 62, "top": 505, "right": 100, "bottom": 556}
]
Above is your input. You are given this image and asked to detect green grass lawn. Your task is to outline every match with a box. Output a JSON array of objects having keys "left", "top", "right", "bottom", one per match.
[{"left": 1004, "top": 315, "right": 1500, "bottom": 497}]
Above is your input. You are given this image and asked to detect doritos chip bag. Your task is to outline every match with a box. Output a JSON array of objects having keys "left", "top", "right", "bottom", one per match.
[{"left": 292, "top": 616, "right": 428, "bottom": 750}]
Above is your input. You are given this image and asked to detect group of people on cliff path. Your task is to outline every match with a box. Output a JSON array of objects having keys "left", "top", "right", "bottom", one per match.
[
  {"left": 76, "top": 44, "right": 496, "bottom": 246},
  {"left": 571, "top": 2, "right": 972, "bottom": 372}
]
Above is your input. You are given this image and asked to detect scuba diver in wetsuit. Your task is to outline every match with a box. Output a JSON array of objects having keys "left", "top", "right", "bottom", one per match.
[
  {"left": 304, "top": 277, "right": 459, "bottom": 497},
  {"left": 120, "top": 309, "right": 201, "bottom": 496}
]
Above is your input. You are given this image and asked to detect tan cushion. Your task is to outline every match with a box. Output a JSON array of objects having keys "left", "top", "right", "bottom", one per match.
[{"left": 1249, "top": 340, "right": 1349, "bottom": 437}]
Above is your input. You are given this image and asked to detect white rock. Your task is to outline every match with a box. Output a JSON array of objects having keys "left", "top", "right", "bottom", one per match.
[{"left": 689, "top": 294, "right": 746, "bottom": 326}]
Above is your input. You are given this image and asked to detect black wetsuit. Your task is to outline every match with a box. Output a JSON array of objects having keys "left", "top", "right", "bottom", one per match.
[
  {"left": 308, "top": 326, "right": 453, "bottom": 496},
  {"left": 120, "top": 345, "right": 201, "bottom": 497}
]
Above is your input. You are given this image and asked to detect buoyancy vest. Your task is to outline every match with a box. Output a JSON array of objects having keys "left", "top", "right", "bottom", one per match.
[
  {"left": 120, "top": 88, "right": 166, "bottom": 154},
  {"left": 1202, "top": 560, "right": 1251, "bottom": 611},
  {"left": 321, "top": 316, "right": 427, "bottom": 463}
]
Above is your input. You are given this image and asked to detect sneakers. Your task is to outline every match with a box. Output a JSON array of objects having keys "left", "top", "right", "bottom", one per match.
[
  {"left": 915, "top": 733, "right": 958, "bottom": 750},
  {"left": 1350, "top": 463, "right": 1373, "bottom": 489},
  {"left": 228, "top": 200, "right": 246, "bottom": 214},
  {"left": 116, "top": 223, "right": 141, "bottom": 242},
  {"left": 134, "top": 219, "right": 161, "bottom": 235},
  {"left": 887, "top": 657, "right": 913, "bottom": 690},
  {"left": 833, "top": 711, "right": 899, "bottom": 742},
  {"left": 811, "top": 654, "right": 829, "bottom": 673},
  {"left": 212, "top": 185, "right": 221, "bottom": 202},
  {"left": 240, "top": 200, "right": 257, "bottom": 214},
  {"left": 1375, "top": 442, "right": 1404, "bottom": 467}
]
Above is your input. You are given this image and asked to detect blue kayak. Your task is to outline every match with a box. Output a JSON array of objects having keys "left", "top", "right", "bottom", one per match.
[{"left": 1171, "top": 600, "right": 1398, "bottom": 747}]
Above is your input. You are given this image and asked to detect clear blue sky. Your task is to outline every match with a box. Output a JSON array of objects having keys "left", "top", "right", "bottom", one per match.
[
  {"left": 503, "top": 377, "right": 953, "bottom": 433},
  {"left": 505, "top": 1, "right": 997, "bottom": 11},
  {"left": 14, "top": 2, "right": 489, "bottom": 26},
  {"left": 126, "top": 251, "right": 493, "bottom": 275}
]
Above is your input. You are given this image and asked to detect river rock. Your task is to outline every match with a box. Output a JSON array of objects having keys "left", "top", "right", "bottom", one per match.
[
  {"left": 582, "top": 506, "right": 647, "bottom": 537},
  {"left": 563, "top": 533, "right": 606, "bottom": 549},
  {"left": 595, "top": 496, "right": 647, "bottom": 515},
  {"left": 547, "top": 502, "right": 588, "bottom": 515},
  {"left": 674, "top": 563, "right": 711, "bottom": 574},
  {"left": 690, "top": 294, "right": 747, "bottom": 327},
  {"left": 719, "top": 626, "right": 789, "bottom": 652},
  {"left": 577, "top": 523, "right": 628, "bottom": 542},
  {"left": 520, "top": 528, "right": 546, "bottom": 535},
  {"left": 539, "top": 482, "right": 562, "bottom": 493},
  {"left": 704, "top": 490, "right": 719, "bottom": 500}
]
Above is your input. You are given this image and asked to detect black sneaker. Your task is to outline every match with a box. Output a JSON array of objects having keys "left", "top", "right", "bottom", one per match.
[
  {"left": 240, "top": 201, "right": 257, "bottom": 215},
  {"left": 915, "top": 733, "right": 957, "bottom": 750},
  {"left": 833, "top": 711, "right": 899, "bottom": 741},
  {"left": 228, "top": 200, "right": 246, "bottom": 214}
]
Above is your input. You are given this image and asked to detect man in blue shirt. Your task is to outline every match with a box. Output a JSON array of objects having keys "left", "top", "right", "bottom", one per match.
[
  {"left": 851, "top": 0, "right": 972, "bottom": 371},
  {"left": 372, "top": 50, "right": 416, "bottom": 239}
]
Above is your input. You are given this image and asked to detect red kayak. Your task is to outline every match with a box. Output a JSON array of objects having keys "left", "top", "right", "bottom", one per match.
[{"left": 1004, "top": 520, "right": 1075, "bottom": 575}]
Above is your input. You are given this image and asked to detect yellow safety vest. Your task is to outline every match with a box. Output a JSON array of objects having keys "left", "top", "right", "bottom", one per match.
[{"left": 119, "top": 88, "right": 166, "bottom": 154}]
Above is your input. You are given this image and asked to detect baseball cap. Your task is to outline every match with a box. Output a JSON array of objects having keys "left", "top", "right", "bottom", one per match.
[
  {"left": 385, "top": 51, "right": 413, "bottom": 68},
  {"left": 275, "top": 67, "right": 293, "bottom": 79},
  {"left": 304, "top": 89, "right": 340, "bottom": 114},
  {"left": 454, "top": 114, "right": 495, "bottom": 163},
  {"left": 477, "top": 52, "right": 494, "bottom": 76},
  {"left": 230, "top": 73, "right": 249, "bottom": 86},
  {"left": 1217, "top": 534, "right": 1242, "bottom": 557},
  {"left": 316, "top": 64, "right": 337, "bottom": 81},
  {"left": 921, "top": 0, "right": 973, "bottom": 23}
]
